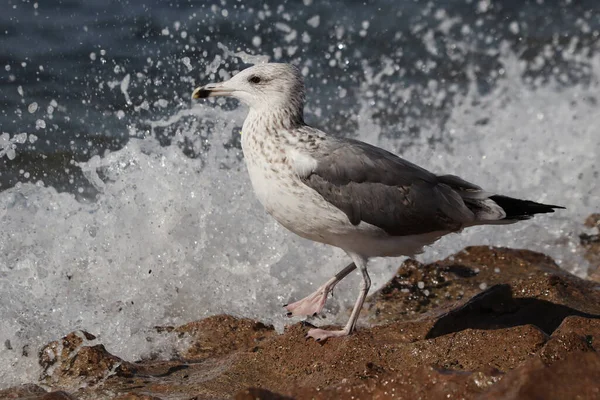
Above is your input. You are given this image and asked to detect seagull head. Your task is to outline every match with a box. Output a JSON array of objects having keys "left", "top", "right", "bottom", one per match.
[{"left": 192, "top": 63, "right": 305, "bottom": 114}]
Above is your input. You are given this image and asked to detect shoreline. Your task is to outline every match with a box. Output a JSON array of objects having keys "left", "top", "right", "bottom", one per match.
[{"left": 2, "top": 241, "right": 599, "bottom": 400}]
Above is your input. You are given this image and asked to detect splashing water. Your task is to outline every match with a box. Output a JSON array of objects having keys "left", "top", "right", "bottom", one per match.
[{"left": 2, "top": 4, "right": 600, "bottom": 389}]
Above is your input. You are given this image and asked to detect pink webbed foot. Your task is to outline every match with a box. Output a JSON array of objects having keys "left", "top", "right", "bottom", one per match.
[
  {"left": 306, "top": 328, "right": 350, "bottom": 342},
  {"left": 284, "top": 284, "right": 331, "bottom": 317}
]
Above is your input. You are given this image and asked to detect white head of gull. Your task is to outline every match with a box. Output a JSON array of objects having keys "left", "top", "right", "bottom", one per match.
[{"left": 192, "top": 63, "right": 563, "bottom": 342}]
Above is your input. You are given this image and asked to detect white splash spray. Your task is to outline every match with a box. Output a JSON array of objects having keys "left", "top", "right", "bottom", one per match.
[{"left": 1, "top": 46, "right": 599, "bottom": 389}]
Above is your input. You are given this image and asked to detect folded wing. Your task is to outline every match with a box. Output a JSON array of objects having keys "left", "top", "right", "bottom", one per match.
[{"left": 298, "top": 137, "right": 479, "bottom": 236}]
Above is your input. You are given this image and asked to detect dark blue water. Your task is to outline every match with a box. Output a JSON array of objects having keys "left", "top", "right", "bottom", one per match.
[{"left": 1, "top": 0, "right": 599, "bottom": 193}]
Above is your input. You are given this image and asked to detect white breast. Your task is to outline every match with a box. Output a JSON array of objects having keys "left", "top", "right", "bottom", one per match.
[
  {"left": 241, "top": 127, "right": 348, "bottom": 242},
  {"left": 240, "top": 122, "right": 447, "bottom": 258}
]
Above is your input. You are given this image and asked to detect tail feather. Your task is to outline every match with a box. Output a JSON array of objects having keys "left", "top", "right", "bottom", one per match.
[
  {"left": 436, "top": 174, "right": 565, "bottom": 223},
  {"left": 488, "top": 195, "right": 565, "bottom": 220}
]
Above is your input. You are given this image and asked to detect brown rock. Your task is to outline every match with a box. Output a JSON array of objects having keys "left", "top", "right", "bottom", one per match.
[
  {"left": 235, "top": 388, "right": 294, "bottom": 400},
  {"left": 39, "top": 330, "right": 135, "bottom": 390},
  {"left": 0, "top": 385, "right": 76, "bottom": 400},
  {"left": 12, "top": 247, "right": 600, "bottom": 399},
  {"left": 38, "top": 392, "right": 77, "bottom": 400},
  {"left": 584, "top": 213, "right": 600, "bottom": 229},
  {"left": 176, "top": 318, "right": 545, "bottom": 397},
  {"left": 0, "top": 384, "right": 47, "bottom": 399},
  {"left": 581, "top": 213, "right": 600, "bottom": 282},
  {"left": 368, "top": 246, "right": 600, "bottom": 332},
  {"left": 286, "top": 365, "right": 503, "bottom": 400},
  {"left": 114, "top": 393, "right": 164, "bottom": 400},
  {"left": 539, "top": 316, "right": 600, "bottom": 364},
  {"left": 174, "top": 314, "right": 276, "bottom": 360},
  {"left": 551, "top": 315, "right": 600, "bottom": 350},
  {"left": 479, "top": 352, "right": 600, "bottom": 400}
]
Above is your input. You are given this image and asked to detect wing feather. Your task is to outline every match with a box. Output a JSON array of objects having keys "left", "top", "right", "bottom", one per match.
[{"left": 298, "top": 136, "right": 478, "bottom": 236}]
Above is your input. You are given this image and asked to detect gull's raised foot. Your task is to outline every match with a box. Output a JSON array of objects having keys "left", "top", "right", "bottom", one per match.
[
  {"left": 306, "top": 328, "right": 350, "bottom": 342},
  {"left": 284, "top": 285, "right": 330, "bottom": 317}
]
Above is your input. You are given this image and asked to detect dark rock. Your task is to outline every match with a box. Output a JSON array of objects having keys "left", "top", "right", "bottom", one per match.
[
  {"left": 479, "top": 352, "right": 600, "bottom": 400},
  {"left": 581, "top": 213, "right": 600, "bottom": 282},
  {"left": 538, "top": 316, "right": 600, "bottom": 364},
  {"left": 368, "top": 246, "right": 600, "bottom": 327},
  {"left": 39, "top": 392, "right": 77, "bottom": 400},
  {"left": 114, "top": 393, "right": 164, "bottom": 400},
  {"left": 0, "top": 386, "right": 76, "bottom": 400},
  {"left": 235, "top": 388, "right": 294, "bottom": 400},
  {"left": 0, "top": 384, "right": 47, "bottom": 399},
  {"left": 39, "top": 330, "right": 135, "bottom": 390}
]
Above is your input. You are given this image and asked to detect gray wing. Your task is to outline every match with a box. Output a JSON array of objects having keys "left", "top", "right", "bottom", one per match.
[{"left": 300, "top": 137, "right": 481, "bottom": 236}]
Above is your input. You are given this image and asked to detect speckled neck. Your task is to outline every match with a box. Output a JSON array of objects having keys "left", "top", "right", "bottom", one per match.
[{"left": 244, "top": 105, "right": 305, "bottom": 135}]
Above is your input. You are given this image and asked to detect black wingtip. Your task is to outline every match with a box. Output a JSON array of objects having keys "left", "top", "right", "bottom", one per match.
[{"left": 490, "top": 195, "right": 565, "bottom": 219}]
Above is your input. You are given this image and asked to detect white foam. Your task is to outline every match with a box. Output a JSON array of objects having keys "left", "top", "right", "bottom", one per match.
[
  {"left": 1, "top": 48, "right": 599, "bottom": 388},
  {"left": 120, "top": 74, "right": 132, "bottom": 105},
  {"left": 369, "top": 50, "right": 599, "bottom": 276}
]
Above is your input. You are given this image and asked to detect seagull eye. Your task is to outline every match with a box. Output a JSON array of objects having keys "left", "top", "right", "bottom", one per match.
[{"left": 249, "top": 76, "right": 262, "bottom": 84}]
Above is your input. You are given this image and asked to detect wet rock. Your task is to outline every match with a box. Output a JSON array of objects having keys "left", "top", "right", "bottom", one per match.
[
  {"left": 114, "top": 394, "right": 164, "bottom": 400},
  {"left": 585, "top": 213, "right": 600, "bottom": 227},
  {"left": 538, "top": 315, "right": 600, "bottom": 364},
  {"left": 0, "top": 385, "right": 76, "bottom": 400},
  {"left": 581, "top": 213, "right": 600, "bottom": 282},
  {"left": 235, "top": 388, "right": 294, "bottom": 400},
  {"left": 0, "top": 384, "right": 46, "bottom": 399},
  {"left": 173, "top": 314, "right": 275, "bottom": 360},
  {"left": 38, "top": 392, "right": 77, "bottom": 400},
  {"left": 480, "top": 352, "right": 600, "bottom": 400},
  {"left": 39, "top": 330, "right": 135, "bottom": 390},
  {"left": 283, "top": 366, "right": 503, "bottom": 400},
  {"left": 7, "top": 246, "right": 600, "bottom": 399},
  {"left": 367, "top": 246, "right": 600, "bottom": 329}
]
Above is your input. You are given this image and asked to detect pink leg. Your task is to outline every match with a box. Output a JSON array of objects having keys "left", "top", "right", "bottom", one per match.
[
  {"left": 306, "top": 253, "right": 370, "bottom": 342},
  {"left": 284, "top": 262, "right": 356, "bottom": 317}
]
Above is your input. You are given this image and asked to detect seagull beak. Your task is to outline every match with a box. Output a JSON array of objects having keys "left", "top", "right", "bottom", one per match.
[{"left": 192, "top": 82, "right": 234, "bottom": 99}]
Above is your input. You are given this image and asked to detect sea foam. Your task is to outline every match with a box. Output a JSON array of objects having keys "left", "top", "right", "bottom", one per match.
[{"left": 1, "top": 49, "right": 599, "bottom": 388}]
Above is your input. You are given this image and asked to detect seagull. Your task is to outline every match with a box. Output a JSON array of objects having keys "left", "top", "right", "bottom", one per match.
[{"left": 192, "top": 63, "right": 563, "bottom": 341}]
